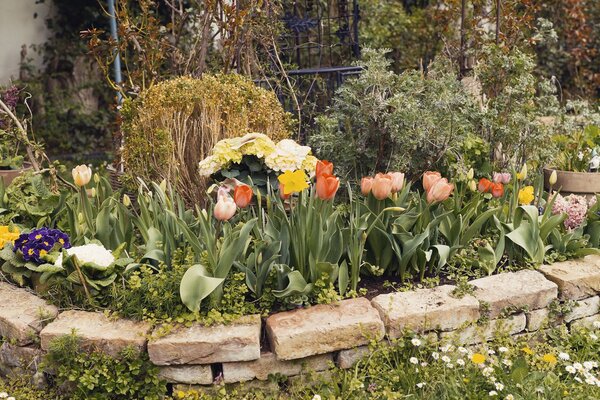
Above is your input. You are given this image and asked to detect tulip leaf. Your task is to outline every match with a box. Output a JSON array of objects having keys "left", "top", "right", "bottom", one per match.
[{"left": 180, "top": 264, "right": 225, "bottom": 312}]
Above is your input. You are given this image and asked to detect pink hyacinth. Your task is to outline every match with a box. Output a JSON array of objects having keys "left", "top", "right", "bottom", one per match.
[{"left": 551, "top": 193, "right": 589, "bottom": 230}]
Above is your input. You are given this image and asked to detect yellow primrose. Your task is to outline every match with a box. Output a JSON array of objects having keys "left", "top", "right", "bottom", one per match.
[
  {"left": 0, "top": 226, "right": 20, "bottom": 248},
  {"left": 518, "top": 186, "right": 535, "bottom": 205},
  {"left": 278, "top": 170, "right": 309, "bottom": 195},
  {"left": 471, "top": 353, "right": 486, "bottom": 364},
  {"left": 521, "top": 346, "right": 534, "bottom": 355},
  {"left": 542, "top": 353, "right": 557, "bottom": 364}
]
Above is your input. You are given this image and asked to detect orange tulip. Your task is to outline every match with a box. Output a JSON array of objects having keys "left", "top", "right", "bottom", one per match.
[
  {"left": 423, "top": 171, "right": 442, "bottom": 192},
  {"left": 426, "top": 178, "right": 454, "bottom": 204},
  {"left": 234, "top": 184, "right": 253, "bottom": 208},
  {"left": 371, "top": 173, "right": 393, "bottom": 200},
  {"left": 478, "top": 178, "right": 493, "bottom": 193},
  {"left": 491, "top": 182, "right": 504, "bottom": 198},
  {"left": 389, "top": 172, "right": 405, "bottom": 193},
  {"left": 361, "top": 177, "right": 374, "bottom": 195},
  {"left": 315, "top": 160, "right": 334, "bottom": 179},
  {"left": 316, "top": 173, "right": 340, "bottom": 200},
  {"left": 278, "top": 183, "right": 291, "bottom": 200}
]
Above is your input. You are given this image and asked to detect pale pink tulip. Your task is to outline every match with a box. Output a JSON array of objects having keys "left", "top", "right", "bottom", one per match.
[
  {"left": 388, "top": 172, "right": 405, "bottom": 193},
  {"left": 426, "top": 178, "right": 454, "bottom": 204},
  {"left": 361, "top": 177, "right": 374, "bottom": 196},
  {"left": 492, "top": 172, "right": 511, "bottom": 184}
]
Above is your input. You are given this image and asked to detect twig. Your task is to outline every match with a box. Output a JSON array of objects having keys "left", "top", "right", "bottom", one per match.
[{"left": 0, "top": 99, "right": 40, "bottom": 171}]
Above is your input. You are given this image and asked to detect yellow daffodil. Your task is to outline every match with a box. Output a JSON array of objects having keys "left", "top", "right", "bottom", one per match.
[
  {"left": 471, "top": 353, "right": 486, "bottom": 364},
  {"left": 542, "top": 353, "right": 557, "bottom": 364},
  {"left": 518, "top": 186, "right": 535, "bottom": 205},
  {"left": 278, "top": 170, "right": 309, "bottom": 195},
  {"left": 0, "top": 226, "right": 20, "bottom": 248},
  {"left": 521, "top": 346, "right": 534, "bottom": 355}
]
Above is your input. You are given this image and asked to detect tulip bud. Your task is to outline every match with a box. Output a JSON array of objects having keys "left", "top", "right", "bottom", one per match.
[
  {"left": 214, "top": 195, "right": 236, "bottom": 221},
  {"left": 91, "top": 188, "right": 96, "bottom": 198},
  {"left": 466, "top": 168, "right": 474, "bottom": 180},
  {"left": 549, "top": 170, "right": 557, "bottom": 186},
  {"left": 518, "top": 163, "right": 528, "bottom": 180},
  {"left": 93, "top": 173, "right": 100, "bottom": 184},
  {"left": 78, "top": 212, "right": 84, "bottom": 224},
  {"left": 123, "top": 194, "right": 131, "bottom": 207},
  {"left": 3, "top": 194, "right": 8, "bottom": 203},
  {"left": 468, "top": 180, "right": 477, "bottom": 192},
  {"left": 72, "top": 165, "right": 92, "bottom": 187},
  {"left": 159, "top": 180, "right": 167, "bottom": 193}
]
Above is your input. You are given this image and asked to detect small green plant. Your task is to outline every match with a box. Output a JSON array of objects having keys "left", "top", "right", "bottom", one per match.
[{"left": 43, "top": 333, "right": 166, "bottom": 400}]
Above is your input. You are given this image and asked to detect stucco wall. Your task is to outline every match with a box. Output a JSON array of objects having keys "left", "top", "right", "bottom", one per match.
[{"left": 0, "top": 0, "right": 52, "bottom": 84}]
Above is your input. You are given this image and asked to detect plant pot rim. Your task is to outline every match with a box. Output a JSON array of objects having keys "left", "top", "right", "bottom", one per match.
[{"left": 543, "top": 167, "right": 600, "bottom": 176}]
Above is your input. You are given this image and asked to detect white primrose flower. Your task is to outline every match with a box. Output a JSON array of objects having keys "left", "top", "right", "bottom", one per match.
[
  {"left": 55, "top": 243, "right": 115, "bottom": 268},
  {"left": 411, "top": 338, "right": 422, "bottom": 347}
]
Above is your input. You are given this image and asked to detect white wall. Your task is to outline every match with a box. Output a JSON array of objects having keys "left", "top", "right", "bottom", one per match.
[{"left": 0, "top": 0, "right": 52, "bottom": 84}]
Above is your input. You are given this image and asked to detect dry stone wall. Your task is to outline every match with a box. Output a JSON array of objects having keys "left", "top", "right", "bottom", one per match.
[{"left": 1, "top": 256, "right": 600, "bottom": 394}]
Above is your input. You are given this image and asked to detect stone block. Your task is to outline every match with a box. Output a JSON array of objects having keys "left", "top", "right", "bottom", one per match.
[
  {"left": 371, "top": 285, "right": 480, "bottom": 336},
  {"left": 266, "top": 298, "right": 384, "bottom": 360},
  {"left": 565, "top": 296, "right": 600, "bottom": 323},
  {"left": 526, "top": 308, "right": 550, "bottom": 331},
  {"left": 148, "top": 315, "right": 261, "bottom": 365},
  {"left": 0, "top": 282, "right": 58, "bottom": 345},
  {"left": 570, "top": 315, "right": 600, "bottom": 330},
  {"left": 40, "top": 310, "right": 151, "bottom": 357},
  {"left": 470, "top": 270, "right": 557, "bottom": 318},
  {"left": 539, "top": 256, "right": 600, "bottom": 300},
  {"left": 337, "top": 346, "right": 371, "bottom": 369},
  {"left": 440, "top": 313, "right": 526, "bottom": 345},
  {"left": 0, "top": 342, "right": 42, "bottom": 370},
  {"left": 158, "top": 365, "right": 213, "bottom": 385},
  {"left": 223, "top": 352, "right": 332, "bottom": 383}
]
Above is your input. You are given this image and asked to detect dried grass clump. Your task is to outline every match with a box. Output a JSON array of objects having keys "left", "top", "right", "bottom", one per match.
[{"left": 121, "top": 74, "right": 292, "bottom": 204}]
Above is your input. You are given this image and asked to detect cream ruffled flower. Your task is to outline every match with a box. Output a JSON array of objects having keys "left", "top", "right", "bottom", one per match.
[
  {"left": 265, "top": 139, "right": 312, "bottom": 172},
  {"left": 55, "top": 244, "right": 115, "bottom": 268}
]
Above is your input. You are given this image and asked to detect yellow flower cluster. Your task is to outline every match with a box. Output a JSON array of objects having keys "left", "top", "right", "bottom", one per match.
[
  {"left": 198, "top": 133, "right": 317, "bottom": 176},
  {"left": 0, "top": 226, "right": 20, "bottom": 248}
]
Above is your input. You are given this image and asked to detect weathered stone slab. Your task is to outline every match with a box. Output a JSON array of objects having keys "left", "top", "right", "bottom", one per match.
[
  {"left": 337, "top": 346, "right": 371, "bottom": 369},
  {"left": 266, "top": 298, "right": 384, "bottom": 360},
  {"left": 0, "top": 342, "right": 42, "bottom": 370},
  {"left": 539, "top": 256, "right": 600, "bottom": 300},
  {"left": 526, "top": 308, "right": 551, "bottom": 331},
  {"left": 371, "top": 285, "right": 480, "bottom": 336},
  {"left": 148, "top": 315, "right": 261, "bottom": 365},
  {"left": 565, "top": 296, "right": 600, "bottom": 323},
  {"left": 470, "top": 270, "right": 557, "bottom": 318},
  {"left": 0, "top": 282, "right": 58, "bottom": 345},
  {"left": 40, "top": 310, "right": 151, "bottom": 357},
  {"left": 570, "top": 315, "right": 600, "bottom": 330},
  {"left": 440, "top": 313, "right": 526, "bottom": 345},
  {"left": 223, "top": 352, "right": 332, "bottom": 383},
  {"left": 158, "top": 365, "right": 213, "bottom": 385},
  {"left": 173, "top": 380, "right": 280, "bottom": 397}
]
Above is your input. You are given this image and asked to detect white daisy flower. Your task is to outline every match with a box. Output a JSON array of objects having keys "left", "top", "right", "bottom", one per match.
[
  {"left": 498, "top": 347, "right": 508, "bottom": 353},
  {"left": 432, "top": 352, "right": 439, "bottom": 360},
  {"left": 495, "top": 382, "right": 504, "bottom": 391},
  {"left": 411, "top": 338, "right": 422, "bottom": 347},
  {"left": 457, "top": 358, "right": 465, "bottom": 366},
  {"left": 505, "top": 395, "right": 514, "bottom": 400},
  {"left": 565, "top": 365, "right": 576, "bottom": 374},
  {"left": 489, "top": 390, "right": 498, "bottom": 396},
  {"left": 502, "top": 359, "right": 513, "bottom": 367},
  {"left": 410, "top": 357, "right": 419, "bottom": 365},
  {"left": 416, "top": 382, "right": 426, "bottom": 388},
  {"left": 558, "top": 352, "right": 570, "bottom": 360},
  {"left": 441, "top": 355, "right": 451, "bottom": 363}
]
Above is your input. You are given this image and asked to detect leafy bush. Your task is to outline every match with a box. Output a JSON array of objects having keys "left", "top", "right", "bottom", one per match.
[
  {"left": 312, "top": 49, "right": 482, "bottom": 181},
  {"left": 121, "top": 74, "right": 292, "bottom": 204}
]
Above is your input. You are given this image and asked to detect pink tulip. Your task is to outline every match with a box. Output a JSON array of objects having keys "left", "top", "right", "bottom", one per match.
[
  {"left": 214, "top": 187, "right": 236, "bottom": 221},
  {"left": 422, "top": 171, "right": 442, "bottom": 192},
  {"left": 361, "top": 177, "right": 374, "bottom": 196},
  {"left": 426, "top": 178, "right": 454, "bottom": 204},
  {"left": 371, "top": 173, "right": 393, "bottom": 200},
  {"left": 493, "top": 172, "right": 511, "bottom": 184},
  {"left": 388, "top": 172, "right": 405, "bottom": 193}
]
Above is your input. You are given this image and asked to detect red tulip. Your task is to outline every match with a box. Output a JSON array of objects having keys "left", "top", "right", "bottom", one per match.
[
  {"left": 316, "top": 173, "right": 340, "bottom": 200},
  {"left": 361, "top": 177, "right": 374, "bottom": 195},
  {"left": 234, "top": 184, "right": 253, "bottom": 208},
  {"left": 389, "top": 172, "right": 405, "bottom": 193},
  {"left": 426, "top": 178, "right": 454, "bottom": 204},
  {"left": 371, "top": 173, "right": 393, "bottom": 200},
  {"left": 315, "top": 160, "right": 334, "bottom": 179},
  {"left": 423, "top": 171, "right": 442, "bottom": 192},
  {"left": 478, "top": 178, "right": 493, "bottom": 193},
  {"left": 491, "top": 182, "right": 504, "bottom": 198}
]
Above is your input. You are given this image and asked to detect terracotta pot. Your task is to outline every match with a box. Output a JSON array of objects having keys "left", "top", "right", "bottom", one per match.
[
  {"left": 0, "top": 162, "right": 33, "bottom": 186},
  {"left": 543, "top": 167, "right": 600, "bottom": 197}
]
